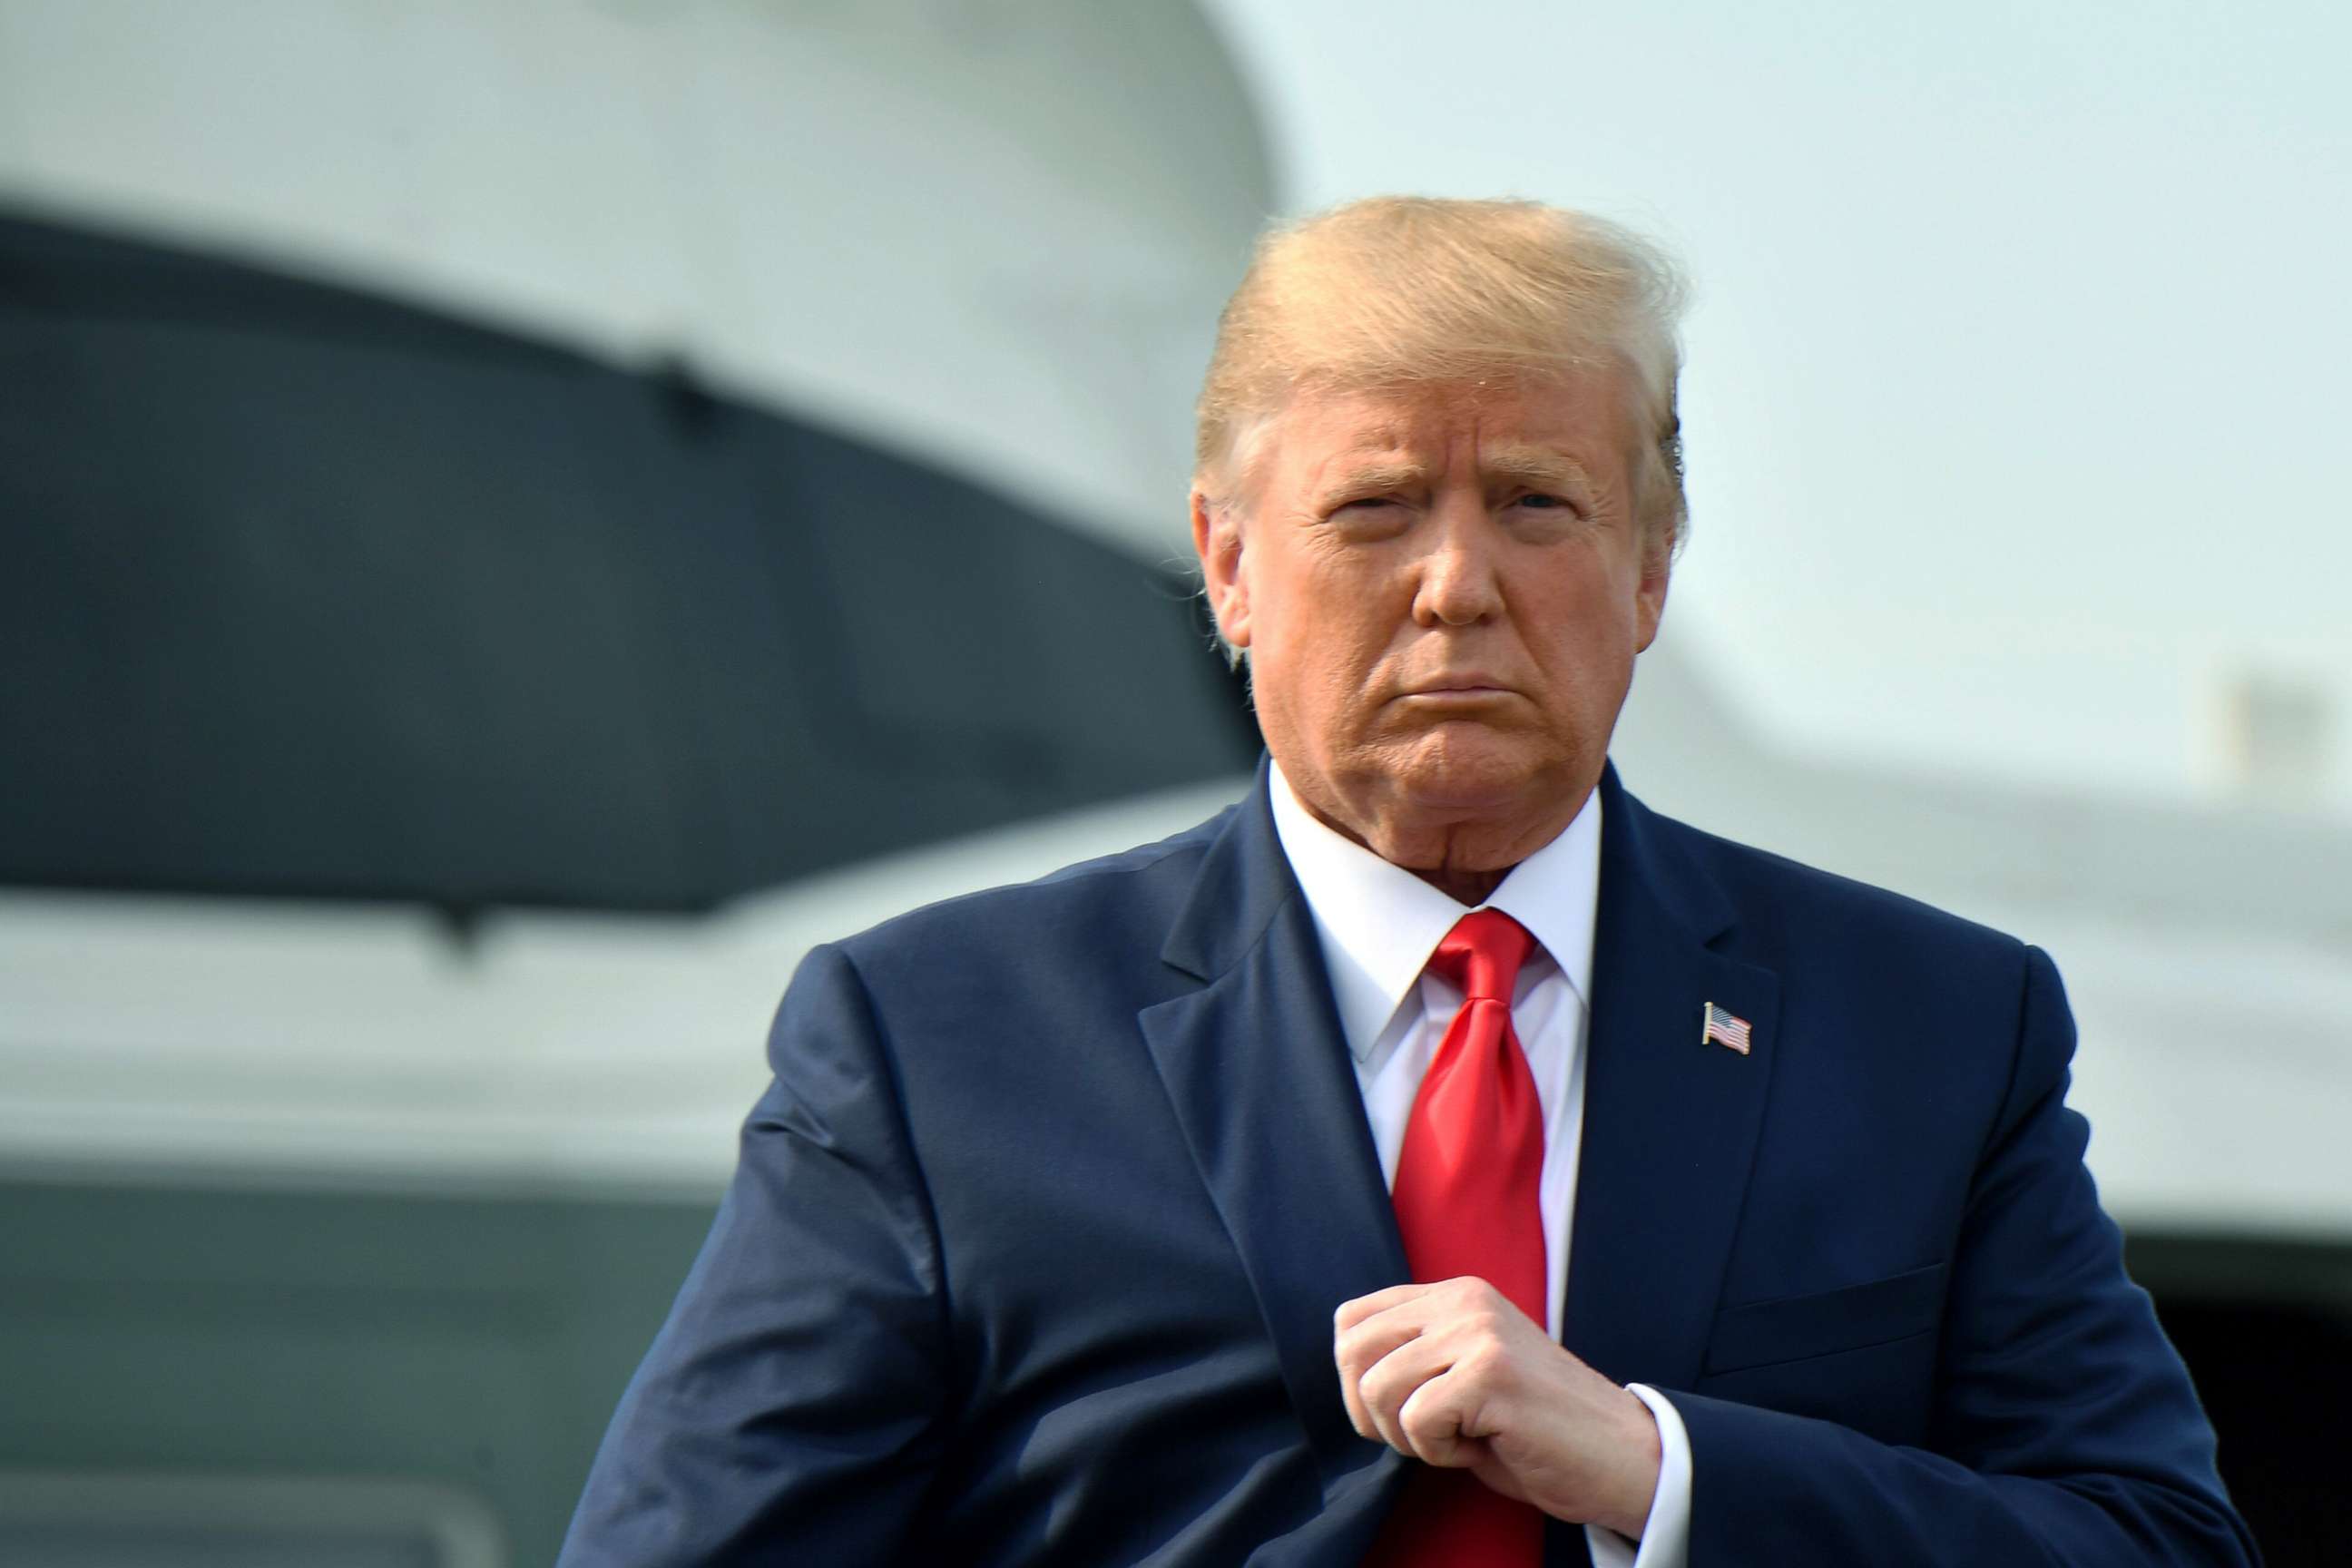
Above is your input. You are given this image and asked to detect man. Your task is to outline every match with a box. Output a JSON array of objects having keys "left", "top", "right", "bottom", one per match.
[{"left": 560, "top": 198, "right": 2257, "bottom": 1566}]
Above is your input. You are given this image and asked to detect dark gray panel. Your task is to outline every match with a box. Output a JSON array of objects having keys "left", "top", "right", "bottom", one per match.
[{"left": 0, "top": 212, "right": 1259, "bottom": 913}]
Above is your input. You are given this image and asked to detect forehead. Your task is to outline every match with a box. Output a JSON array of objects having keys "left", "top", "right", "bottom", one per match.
[{"left": 1260, "top": 371, "right": 1630, "bottom": 484}]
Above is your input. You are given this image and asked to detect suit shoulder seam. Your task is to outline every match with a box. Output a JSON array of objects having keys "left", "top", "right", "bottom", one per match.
[{"left": 823, "top": 942, "right": 960, "bottom": 1358}]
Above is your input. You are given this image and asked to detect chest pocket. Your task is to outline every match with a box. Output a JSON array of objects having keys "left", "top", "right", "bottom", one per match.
[{"left": 1704, "top": 1261, "right": 1947, "bottom": 1376}]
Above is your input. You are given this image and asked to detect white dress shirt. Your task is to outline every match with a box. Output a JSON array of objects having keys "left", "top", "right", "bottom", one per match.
[{"left": 1268, "top": 764, "right": 1692, "bottom": 1568}]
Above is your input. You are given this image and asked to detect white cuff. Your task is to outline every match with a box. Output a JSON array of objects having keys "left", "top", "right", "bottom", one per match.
[{"left": 1581, "top": 1383, "right": 1691, "bottom": 1568}]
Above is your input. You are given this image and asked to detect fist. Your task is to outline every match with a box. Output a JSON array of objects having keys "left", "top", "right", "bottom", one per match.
[{"left": 1333, "top": 1276, "right": 1662, "bottom": 1540}]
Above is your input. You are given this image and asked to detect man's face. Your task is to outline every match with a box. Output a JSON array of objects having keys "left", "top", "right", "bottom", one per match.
[{"left": 1193, "top": 370, "right": 1669, "bottom": 877}]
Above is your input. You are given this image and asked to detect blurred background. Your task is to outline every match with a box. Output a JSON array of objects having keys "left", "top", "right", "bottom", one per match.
[{"left": 2, "top": 0, "right": 2346, "bottom": 1562}]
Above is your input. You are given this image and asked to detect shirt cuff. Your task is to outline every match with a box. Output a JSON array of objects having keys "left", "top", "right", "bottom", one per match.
[{"left": 1581, "top": 1383, "right": 1692, "bottom": 1568}]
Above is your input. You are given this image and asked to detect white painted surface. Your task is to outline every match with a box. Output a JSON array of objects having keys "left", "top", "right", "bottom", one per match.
[
  {"left": 0, "top": 780, "right": 1250, "bottom": 1197},
  {"left": 0, "top": 0, "right": 1272, "bottom": 550}
]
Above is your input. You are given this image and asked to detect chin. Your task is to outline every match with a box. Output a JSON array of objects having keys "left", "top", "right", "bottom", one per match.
[{"left": 1385, "top": 730, "right": 1557, "bottom": 814}]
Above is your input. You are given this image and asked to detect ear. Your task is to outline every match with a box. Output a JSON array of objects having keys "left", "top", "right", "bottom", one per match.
[
  {"left": 1191, "top": 487, "right": 1252, "bottom": 652},
  {"left": 1632, "top": 524, "right": 1673, "bottom": 653}
]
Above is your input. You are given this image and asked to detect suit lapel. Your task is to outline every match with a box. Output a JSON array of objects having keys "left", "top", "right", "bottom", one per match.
[
  {"left": 1138, "top": 767, "right": 1409, "bottom": 1502},
  {"left": 1140, "top": 762, "right": 1781, "bottom": 1526},
  {"left": 1563, "top": 768, "right": 1781, "bottom": 1395}
]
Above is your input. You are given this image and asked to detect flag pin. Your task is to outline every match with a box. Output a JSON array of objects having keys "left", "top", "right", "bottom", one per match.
[{"left": 1701, "top": 1002, "right": 1752, "bottom": 1055}]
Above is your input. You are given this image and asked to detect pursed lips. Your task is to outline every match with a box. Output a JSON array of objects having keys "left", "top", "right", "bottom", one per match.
[{"left": 1396, "top": 674, "right": 1517, "bottom": 699}]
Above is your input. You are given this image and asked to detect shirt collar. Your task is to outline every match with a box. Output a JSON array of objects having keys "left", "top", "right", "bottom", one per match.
[{"left": 1267, "top": 760, "right": 1602, "bottom": 1062}]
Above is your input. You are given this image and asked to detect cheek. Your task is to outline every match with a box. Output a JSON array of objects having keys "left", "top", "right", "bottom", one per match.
[
  {"left": 1529, "top": 567, "right": 1643, "bottom": 679},
  {"left": 1248, "top": 600, "right": 1396, "bottom": 742},
  {"left": 1254, "top": 549, "right": 1390, "bottom": 659}
]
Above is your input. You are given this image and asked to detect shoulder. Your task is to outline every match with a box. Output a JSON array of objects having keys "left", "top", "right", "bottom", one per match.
[
  {"left": 1626, "top": 794, "right": 2063, "bottom": 1120},
  {"left": 828, "top": 802, "right": 1237, "bottom": 992},
  {"left": 1633, "top": 793, "right": 2034, "bottom": 991}
]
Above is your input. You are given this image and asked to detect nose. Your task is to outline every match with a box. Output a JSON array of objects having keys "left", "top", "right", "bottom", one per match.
[{"left": 1411, "top": 496, "right": 1504, "bottom": 628}]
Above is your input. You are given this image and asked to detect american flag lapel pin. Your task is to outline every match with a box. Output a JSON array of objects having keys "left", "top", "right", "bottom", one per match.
[{"left": 1701, "top": 1001, "right": 1752, "bottom": 1056}]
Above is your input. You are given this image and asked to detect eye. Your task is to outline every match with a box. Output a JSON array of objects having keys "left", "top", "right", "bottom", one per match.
[
  {"left": 1328, "top": 495, "right": 1406, "bottom": 524},
  {"left": 1515, "top": 492, "right": 1573, "bottom": 511},
  {"left": 1327, "top": 494, "right": 1412, "bottom": 539}
]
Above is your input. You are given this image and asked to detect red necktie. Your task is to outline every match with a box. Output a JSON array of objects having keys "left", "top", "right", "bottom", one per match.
[{"left": 1365, "top": 908, "right": 1547, "bottom": 1568}]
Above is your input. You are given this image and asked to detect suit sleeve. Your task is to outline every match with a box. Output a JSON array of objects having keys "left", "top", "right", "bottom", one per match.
[
  {"left": 1665, "top": 945, "right": 2260, "bottom": 1567},
  {"left": 556, "top": 943, "right": 950, "bottom": 1566}
]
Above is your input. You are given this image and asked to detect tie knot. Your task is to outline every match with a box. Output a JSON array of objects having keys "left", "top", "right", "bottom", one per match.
[{"left": 1430, "top": 908, "right": 1534, "bottom": 1004}]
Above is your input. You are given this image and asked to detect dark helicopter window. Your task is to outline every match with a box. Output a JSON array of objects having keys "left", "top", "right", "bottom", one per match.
[{"left": 0, "top": 211, "right": 1259, "bottom": 916}]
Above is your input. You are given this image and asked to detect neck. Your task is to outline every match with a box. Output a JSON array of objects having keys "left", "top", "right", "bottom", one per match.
[
  {"left": 1279, "top": 771, "right": 1591, "bottom": 907},
  {"left": 1287, "top": 786, "right": 1531, "bottom": 905},
  {"left": 1411, "top": 863, "right": 1511, "bottom": 906}
]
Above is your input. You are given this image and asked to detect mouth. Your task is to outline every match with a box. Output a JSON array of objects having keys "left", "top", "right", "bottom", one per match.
[
  {"left": 1403, "top": 671, "right": 1512, "bottom": 693},
  {"left": 1395, "top": 676, "right": 1519, "bottom": 704}
]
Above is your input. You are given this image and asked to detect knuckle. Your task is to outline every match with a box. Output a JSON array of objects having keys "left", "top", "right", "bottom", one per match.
[
  {"left": 1457, "top": 1338, "right": 1509, "bottom": 1386},
  {"left": 1399, "top": 1402, "right": 1454, "bottom": 1459}
]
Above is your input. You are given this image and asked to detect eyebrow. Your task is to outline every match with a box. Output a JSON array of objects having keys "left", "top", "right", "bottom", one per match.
[
  {"left": 1480, "top": 448, "right": 1594, "bottom": 491},
  {"left": 1318, "top": 460, "right": 1429, "bottom": 498},
  {"left": 1317, "top": 449, "right": 1594, "bottom": 499}
]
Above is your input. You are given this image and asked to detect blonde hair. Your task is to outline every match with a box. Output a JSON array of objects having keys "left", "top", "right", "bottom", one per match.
[{"left": 1195, "top": 195, "right": 1690, "bottom": 551}]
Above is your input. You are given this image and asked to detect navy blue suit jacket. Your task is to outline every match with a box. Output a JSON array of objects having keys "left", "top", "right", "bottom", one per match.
[{"left": 560, "top": 763, "right": 2257, "bottom": 1566}]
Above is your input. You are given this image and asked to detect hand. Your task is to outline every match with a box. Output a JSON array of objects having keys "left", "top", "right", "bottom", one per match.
[{"left": 1334, "top": 1277, "right": 1664, "bottom": 1540}]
